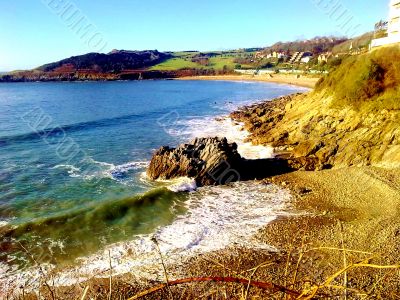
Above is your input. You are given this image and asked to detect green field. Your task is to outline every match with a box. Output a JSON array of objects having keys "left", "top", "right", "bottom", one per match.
[
  {"left": 150, "top": 51, "right": 255, "bottom": 71},
  {"left": 149, "top": 57, "right": 200, "bottom": 70}
]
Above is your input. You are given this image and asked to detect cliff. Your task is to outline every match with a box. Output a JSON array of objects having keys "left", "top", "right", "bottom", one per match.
[{"left": 231, "top": 46, "right": 400, "bottom": 170}]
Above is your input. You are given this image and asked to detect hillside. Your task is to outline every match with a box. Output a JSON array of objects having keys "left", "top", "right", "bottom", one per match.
[
  {"left": 149, "top": 50, "right": 255, "bottom": 71},
  {"left": 231, "top": 45, "right": 400, "bottom": 170},
  {"left": 36, "top": 50, "right": 172, "bottom": 73},
  {"left": 263, "top": 36, "right": 348, "bottom": 54},
  {"left": 0, "top": 49, "right": 243, "bottom": 82},
  {"left": 332, "top": 32, "right": 374, "bottom": 54},
  {"left": 0, "top": 50, "right": 177, "bottom": 82}
]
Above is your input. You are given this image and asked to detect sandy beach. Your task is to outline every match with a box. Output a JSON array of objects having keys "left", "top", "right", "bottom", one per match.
[
  {"left": 177, "top": 74, "right": 320, "bottom": 89},
  {"left": 9, "top": 82, "right": 400, "bottom": 299},
  {"left": 42, "top": 166, "right": 400, "bottom": 299}
]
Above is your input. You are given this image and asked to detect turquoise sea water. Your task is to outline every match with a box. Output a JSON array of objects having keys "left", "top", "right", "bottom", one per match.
[{"left": 0, "top": 80, "right": 305, "bottom": 273}]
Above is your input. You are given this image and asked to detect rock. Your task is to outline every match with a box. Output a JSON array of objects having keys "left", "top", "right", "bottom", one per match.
[
  {"left": 297, "top": 186, "right": 313, "bottom": 195},
  {"left": 147, "top": 137, "right": 242, "bottom": 186},
  {"left": 147, "top": 137, "right": 296, "bottom": 186},
  {"left": 230, "top": 92, "right": 400, "bottom": 169}
]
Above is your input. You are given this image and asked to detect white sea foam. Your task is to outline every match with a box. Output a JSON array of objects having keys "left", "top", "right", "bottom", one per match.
[
  {"left": 108, "top": 161, "right": 149, "bottom": 179},
  {"left": 0, "top": 221, "right": 9, "bottom": 228},
  {"left": 171, "top": 116, "right": 275, "bottom": 160},
  {"left": 161, "top": 177, "right": 198, "bottom": 192},
  {"left": 54, "top": 159, "right": 149, "bottom": 181},
  {"left": 0, "top": 181, "right": 292, "bottom": 293},
  {"left": 0, "top": 182, "right": 291, "bottom": 288},
  {"left": 52, "top": 164, "right": 81, "bottom": 177}
]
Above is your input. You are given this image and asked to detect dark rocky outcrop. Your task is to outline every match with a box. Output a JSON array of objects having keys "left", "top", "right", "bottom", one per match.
[{"left": 147, "top": 137, "right": 295, "bottom": 186}]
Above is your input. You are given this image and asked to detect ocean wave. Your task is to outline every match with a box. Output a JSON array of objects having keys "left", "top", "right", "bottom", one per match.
[
  {"left": 66, "top": 181, "right": 290, "bottom": 284},
  {"left": 52, "top": 159, "right": 149, "bottom": 181},
  {"left": 0, "top": 112, "right": 147, "bottom": 145},
  {"left": 0, "top": 181, "right": 291, "bottom": 291},
  {"left": 109, "top": 161, "right": 149, "bottom": 179}
]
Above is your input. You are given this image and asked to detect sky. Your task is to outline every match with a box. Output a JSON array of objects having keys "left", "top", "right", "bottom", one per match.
[{"left": 0, "top": 0, "right": 389, "bottom": 71}]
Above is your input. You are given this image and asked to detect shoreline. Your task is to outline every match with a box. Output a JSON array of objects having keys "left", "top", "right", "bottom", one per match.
[
  {"left": 176, "top": 74, "right": 320, "bottom": 89},
  {"left": 1, "top": 93, "right": 297, "bottom": 298},
  {"left": 8, "top": 90, "right": 400, "bottom": 299}
]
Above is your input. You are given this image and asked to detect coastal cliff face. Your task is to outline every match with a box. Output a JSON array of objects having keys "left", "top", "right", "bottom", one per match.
[
  {"left": 230, "top": 46, "right": 400, "bottom": 170},
  {"left": 231, "top": 92, "right": 400, "bottom": 170}
]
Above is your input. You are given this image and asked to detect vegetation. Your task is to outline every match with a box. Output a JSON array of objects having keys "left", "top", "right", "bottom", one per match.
[
  {"left": 36, "top": 50, "right": 172, "bottom": 73},
  {"left": 150, "top": 51, "right": 254, "bottom": 71},
  {"left": 332, "top": 32, "right": 374, "bottom": 54},
  {"left": 148, "top": 57, "right": 200, "bottom": 70},
  {"left": 265, "top": 37, "right": 348, "bottom": 54},
  {"left": 316, "top": 45, "right": 400, "bottom": 110}
]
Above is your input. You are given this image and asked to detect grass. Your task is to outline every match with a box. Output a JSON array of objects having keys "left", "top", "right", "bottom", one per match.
[
  {"left": 13, "top": 237, "right": 400, "bottom": 299},
  {"left": 150, "top": 51, "right": 254, "bottom": 71},
  {"left": 148, "top": 57, "right": 200, "bottom": 70},
  {"left": 332, "top": 32, "right": 373, "bottom": 54},
  {"left": 316, "top": 45, "right": 400, "bottom": 111}
]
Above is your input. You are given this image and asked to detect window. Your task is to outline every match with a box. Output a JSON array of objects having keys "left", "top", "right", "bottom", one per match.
[{"left": 391, "top": 16, "right": 400, "bottom": 24}]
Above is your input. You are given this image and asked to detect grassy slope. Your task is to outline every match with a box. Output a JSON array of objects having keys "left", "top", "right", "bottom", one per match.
[
  {"left": 148, "top": 57, "right": 200, "bottom": 70},
  {"left": 150, "top": 51, "right": 255, "bottom": 71},
  {"left": 317, "top": 45, "right": 400, "bottom": 110},
  {"left": 332, "top": 32, "right": 373, "bottom": 54}
]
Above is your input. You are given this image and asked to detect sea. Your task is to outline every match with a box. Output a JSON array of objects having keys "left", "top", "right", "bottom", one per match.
[{"left": 0, "top": 80, "right": 307, "bottom": 291}]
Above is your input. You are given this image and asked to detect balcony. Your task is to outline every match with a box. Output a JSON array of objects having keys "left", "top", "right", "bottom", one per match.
[{"left": 374, "top": 20, "right": 389, "bottom": 39}]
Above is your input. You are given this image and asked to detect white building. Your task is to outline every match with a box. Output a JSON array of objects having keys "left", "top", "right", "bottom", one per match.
[{"left": 371, "top": 0, "right": 400, "bottom": 48}]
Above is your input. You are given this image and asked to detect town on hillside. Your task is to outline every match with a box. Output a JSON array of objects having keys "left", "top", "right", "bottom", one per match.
[{"left": 1, "top": 0, "right": 399, "bottom": 82}]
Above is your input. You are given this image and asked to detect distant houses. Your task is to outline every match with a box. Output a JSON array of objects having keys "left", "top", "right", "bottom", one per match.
[
  {"left": 256, "top": 51, "right": 314, "bottom": 64},
  {"left": 255, "top": 51, "right": 286, "bottom": 59},
  {"left": 371, "top": 0, "right": 400, "bottom": 48},
  {"left": 318, "top": 52, "right": 332, "bottom": 63}
]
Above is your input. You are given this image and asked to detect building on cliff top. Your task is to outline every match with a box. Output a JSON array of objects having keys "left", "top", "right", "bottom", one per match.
[{"left": 371, "top": 0, "right": 400, "bottom": 49}]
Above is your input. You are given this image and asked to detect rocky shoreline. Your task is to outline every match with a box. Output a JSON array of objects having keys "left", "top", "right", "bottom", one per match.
[
  {"left": 15, "top": 91, "right": 400, "bottom": 299},
  {"left": 230, "top": 92, "right": 400, "bottom": 169},
  {"left": 138, "top": 91, "right": 400, "bottom": 298}
]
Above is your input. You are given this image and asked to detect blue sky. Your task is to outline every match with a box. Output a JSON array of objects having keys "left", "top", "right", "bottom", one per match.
[{"left": 0, "top": 0, "right": 389, "bottom": 71}]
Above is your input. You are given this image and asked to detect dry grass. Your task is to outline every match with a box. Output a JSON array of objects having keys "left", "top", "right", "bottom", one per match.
[
  {"left": 5, "top": 234, "right": 400, "bottom": 300},
  {"left": 5, "top": 168, "right": 400, "bottom": 299}
]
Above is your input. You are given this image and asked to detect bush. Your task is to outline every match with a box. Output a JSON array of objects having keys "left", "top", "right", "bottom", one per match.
[{"left": 316, "top": 45, "right": 400, "bottom": 110}]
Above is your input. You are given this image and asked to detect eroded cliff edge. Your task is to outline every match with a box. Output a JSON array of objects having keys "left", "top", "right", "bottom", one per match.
[{"left": 230, "top": 91, "right": 400, "bottom": 170}]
